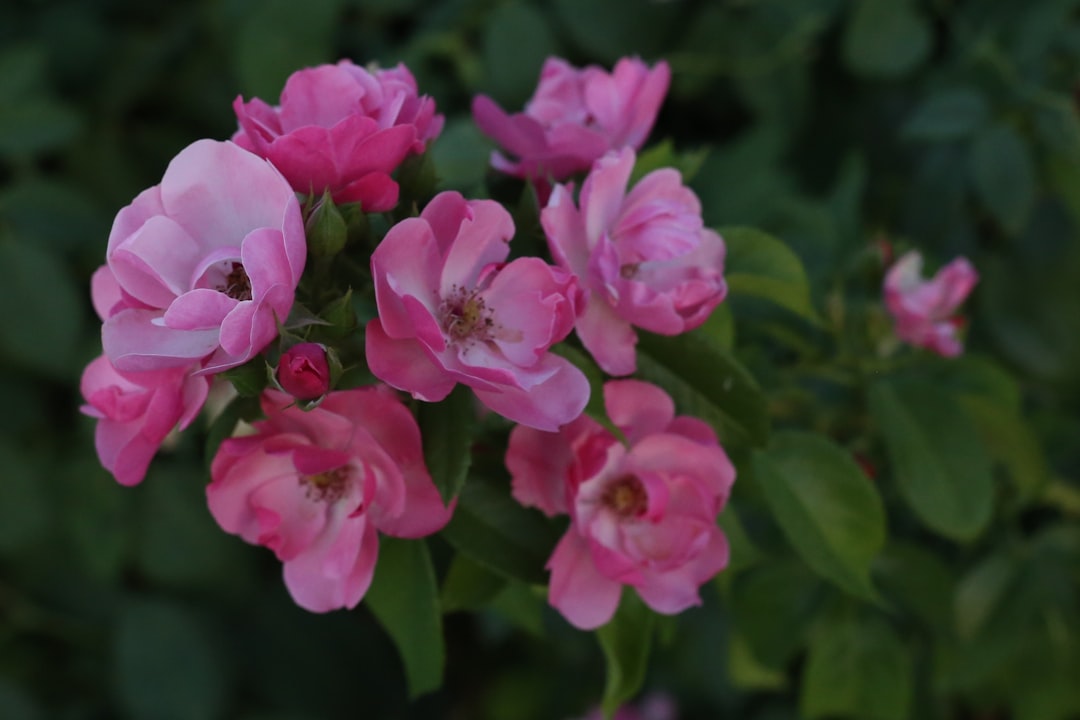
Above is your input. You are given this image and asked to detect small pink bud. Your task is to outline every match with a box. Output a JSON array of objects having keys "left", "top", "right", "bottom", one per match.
[{"left": 277, "top": 343, "right": 330, "bottom": 400}]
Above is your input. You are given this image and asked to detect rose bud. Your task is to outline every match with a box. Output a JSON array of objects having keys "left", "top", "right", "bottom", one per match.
[{"left": 276, "top": 343, "right": 331, "bottom": 400}]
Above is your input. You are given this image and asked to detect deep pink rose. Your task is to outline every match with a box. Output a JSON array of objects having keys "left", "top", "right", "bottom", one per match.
[
  {"left": 233, "top": 60, "right": 443, "bottom": 210},
  {"left": 100, "top": 139, "right": 306, "bottom": 375},
  {"left": 507, "top": 380, "right": 735, "bottom": 629},
  {"left": 277, "top": 343, "right": 330, "bottom": 400},
  {"left": 365, "top": 191, "right": 589, "bottom": 431},
  {"left": 472, "top": 56, "right": 670, "bottom": 185},
  {"left": 542, "top": 148, "right": 727, "bottom": 375},
  {"left": 80, "top": 355, "right": 209, "bottom": 486},
  {"left": 883, "top": 251, "right": 978, "bottom": 357},
  {"left": 207, "top": 388, "right": 452, "bottom": 612}
]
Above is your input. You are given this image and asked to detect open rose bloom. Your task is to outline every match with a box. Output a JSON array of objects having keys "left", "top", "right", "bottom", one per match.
[
  {"left": 366, "top": 191, "right": 589, "bottom": 431},
  {"left": 883, "top": 251, "right": 978, "bottom": 357},
  {"left": 100, "top": 139, "right": 306, "bottom": 375},
  {"left": 472, "top": 56, "right": 670, "bottom": 184},
  {"left": 207, "top": 388, "right": 453, "bottom": 612},
  {"left": 507, "top": 380, "right": 735, "bottom": 629},
  {"left": 542, "top": 148, "right": 727, "bottom": 375},
  {"left": 234, "top": 60, "right": 443, "bottom": 210}
]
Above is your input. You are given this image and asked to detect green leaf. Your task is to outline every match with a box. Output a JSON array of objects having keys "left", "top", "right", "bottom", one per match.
[
  {"left": 550, "top": 342, "right": 607, "bottom": 423},
  {"left": 953, "top": 551, "right": 1021, "bottom": 641},
  {"left": 430, "top": 118, "right": 492, "bottom": 192},
  {"left": 959, "top": 395, "right": 1048, "bottom": 505},
  {"left": 597, "top": 593, "right": 655, "bottom": 718},
  {"left": 552, "top": 0, "right": 679, "bottom": 63},
  {"left": 440, "top": 473, "right": 559, "bottom": 585},
  {"left": 234, "top": 0, "right": 340, "bottom": 99},
  {"left": 842, "top": 0, "right": 931, "bottom": 78},
  {"left": 717, "top": 506, "right": 762, "bottom": 577},
  {"left": 221, "top": 357, "right": 270, "bottom": 398},
  {"left": 636, "top": 329, "right": 769, "bottom": 448},
  {"left": 0, "top": 443, "right": 49, "bottom": 557},
  {"left": 968, "top": 122, "right": 1036, "bottom": 235},
  {"left": 440, "top": 552, "right": 506, "bottom": 613},
  {"left": 418, "top": 384, "right": 475, "bottom": 504},
  {"left": 720, "top": 226, "right": 822, "bottom": 324},
  {"left": 482, "top": 2, "right": 559, "bottom": 109},
  {"left": 113, "top": 599, "right": 227, "bottom": 720},
  {"left": 0, "top": 239, "right": 83, "bottom": 379},
  {"left": 872, "top": 542, "right": 955, "bottom": 632},
  {"left": 869, "top": 380, "right": 994, "bottom": 541},
  {"left": 631, "top": 139, "right": 710, "bottom": 184},
  {"left": 730, "top": 558, "right": 824, "bottom": 669},
  {"left": 800, "top": 611, "right": 912, "bottom": 720},
  {"left": 0, "top": 677, "right": 42, "bottom": 720},
  {"left": 752, "top": 432, "right": 886, "bottom": 598},
  {"left": 0, "top": 98, "right": 82, "bottom": 157},
  {"left": 204, "top": 395, "right": 261, "bottom": 471},
  {"left": 902, "top": 89, "right": 989, "bottom": 141},
  {"left": 365, "top": 538, "right": 444, "bottom": 698}
]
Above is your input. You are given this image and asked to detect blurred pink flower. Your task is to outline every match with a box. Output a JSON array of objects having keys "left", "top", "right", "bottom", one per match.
[
  {"left": 233, "top": 60, "right": 443, "bottom": 210},
  {"left": 472, "top": 56, "right": 670, "bottom": 185},
  {"left": 883, "top": 251, "right": 978, "bottom": 357},
  {"left": 207, "top": 388, "right": 452, "bottom": 612},
  {"left": 100, "top": 139, "right": 306, "bottom": 375},
  {"left": 573, "top": 692, "right": 678, "bottom": 720},
  {"left": 507, "top": 380, "right": 735, "bottom": 629},
  {"left": 366, "top": 191, "right": 589, "bottom": 431},
  {"left": 276, "top": 343, "right": 331, "bottom": 401},
  {"left": 542, "top": 148, "right": 727, "bottom": 375},
  {"left": 80, "top": 355, "right": 209, "bottom": 487}
]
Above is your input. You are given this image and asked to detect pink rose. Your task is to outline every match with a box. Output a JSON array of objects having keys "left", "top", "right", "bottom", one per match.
[
  {"left": 233, "top": 60, "right": 443, "bottom": 210},
  {"left": 365, "top": 191, "right": 589, "bottom": 431},
  {"left": 507, "top": 380, "right": 735, "bottom": 629},
  {"left": 80, "top": 355, "right": 210, "bottom": 486},
  {"left": 100, "top": 139, "right": 306, "bottom": 375},
  {"left": 276, "top": 343, "right": 330, "bottom": 401},
  {"left": 472, "top": 56, "right": 670, "bottom": 185},
  {"left": 206, "top": 388, "right": 452, "bottom": 612},
  {"left": 541, "top": 148, "right": 727, "bottom": 375},
  {"left": 883, "top": 251, "right": 978, "bottom": 357}
]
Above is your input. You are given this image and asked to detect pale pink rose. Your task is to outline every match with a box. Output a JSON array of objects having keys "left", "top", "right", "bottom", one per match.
[
  {"left": 541, "top": 148, "right": 727, "bottom": 375},
  {"left": 207, "top": 388, "right": 452, "bottom": 612},
  {"left": 233, "top": 60, "right": 443, "bottom": 210},
  {"left": 276, "top": 343, "right": 331, "bottom": 401},
  {"left": 472, "top": 56, "right": 670, "bottom": 185},
  {"left": 883, "top": 251, "right": 978, "bottom": 357},
  {"left": 100, "top": 139, "right": 306, "bottom": 375},
  {"left": 507, "top": 380, "right": 735, "bottom": 629},
  {"left": 365, "top": 191, "right": 589, "bottom": 432},
  {"left": 80, "top": 355, "right": 210, "bottom": 486}
]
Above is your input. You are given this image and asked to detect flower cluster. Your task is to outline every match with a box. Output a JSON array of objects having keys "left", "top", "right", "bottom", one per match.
[{"left": 79, "top": 51, "right": 976, "bottom": 627}]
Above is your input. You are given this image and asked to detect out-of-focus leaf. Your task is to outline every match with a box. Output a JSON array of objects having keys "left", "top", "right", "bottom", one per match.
[
  {"left": 61, "top": 456, "right": 133, "bottom": 582},
  {"left": 636, "top": 329, "right": 769, "bottom": 448},
  {"left": 418, "top": 384, "right": 475, "bottom": 503},
  {"left": 0, "top": 443, "right": 49, "bottom": 556},
  {"left": 902, "top": 89, "right": 989, "bottom": 141},
  {"left": 717, "top": 506, "right": 762, "bottom": 576},
  {"left": 489, "top": 581, "right": 545, "bottom": 637},
  {"left": 869, "top": 380, "right": 994, "bottom": 541},
  {"left": 842, "top": 0, "right": 931, "bottom": 78},
  {"left": 730, "top": 558, "right": 823, "bottom": 668},
  {"left": 550, "top": 342, "right": 607, "bottom": 421},
  {"left": 728, "top": 631, "right": 787, "bottom": 691},
  {"left": 960, "top": 395, "right": 1049, "bottom": 505},
  {"left": 441, "top": 472, "right": 559, "bottom": 585},
  {"left": 968, "top": 122, "right": 1036, "bottom": 235},
  {"left": 800, "top": 611, "right": 912, "bottom": 720},
  {"left": 366, "top": 538, "right": 444, "bottom": 698},
  {"left": 482, "top": 2, "right": 559, "bottom": 109},
  {"left": 721, "top": 225, "right": 822, "bottom": 324},
  {"left": 954, "top": 551, "right": 1020, "bottom": 641},
  {"left": 597, "top": 593, "right": 655, "bottom": 718},
  {"left": 233, "top": 0, "right": 340, "bottom": 99},
  {"left": 113, "top": 598, "right": 227, "bottom": 720},
  {"left": 0, "top": 676, "right": 43, "bottom": 720},
  {"left": 0, "top": 239, "right": 83, "bottom": 379},
  {"left": 441, "top": 552, "right": 506, "bottom": 613},
  {"left": 753, "top": 432, "right": 886, "bottom": 598},
  {"left": 552, "top": 0, "right": 679, "bottom": 63},
  {"left": 430, "top": 118, "right": 491, "bottom": 192},
  {"left": 873, "top": 542, "right": 955, "bottom": 632},
  {"left": 631, "top": 139, "right": 710, "bottom": 184},
  {"left": 0, "top": 97, "right": 81, "bottom": 157}
]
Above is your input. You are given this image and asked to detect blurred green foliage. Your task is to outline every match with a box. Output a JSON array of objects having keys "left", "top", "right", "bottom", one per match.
[{"left": 2, "top": 0, "right": 1080, "bottom": 718}]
